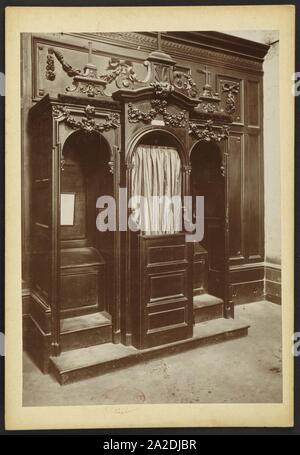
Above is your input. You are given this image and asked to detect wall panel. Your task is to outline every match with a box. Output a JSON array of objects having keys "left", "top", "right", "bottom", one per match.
[{"left": 228, "top": 133, "right": 244, "bottom": 262}]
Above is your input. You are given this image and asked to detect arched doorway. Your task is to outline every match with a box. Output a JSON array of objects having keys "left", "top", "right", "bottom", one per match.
[
  {"left": 59, "top": 130, "right": 114, "bottom": 320},
  {"left": 190, "top": 140, "right": 226, "bottom": 306}
]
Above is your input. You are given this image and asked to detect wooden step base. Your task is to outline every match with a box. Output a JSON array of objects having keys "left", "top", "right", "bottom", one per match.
[
  {"left": 193, "top": 293, "right": 223, "bottom": 323},
  {"left": 50, "top": 318, "right": 249, "bottom": 385},
  {"left": 60, "top": 311, "right": 112, "bottom": 352}
]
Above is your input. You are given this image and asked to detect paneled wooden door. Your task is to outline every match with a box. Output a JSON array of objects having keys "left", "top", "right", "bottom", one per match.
[{"left": 130, "top": 234, "right": 193, "bottom": 349}]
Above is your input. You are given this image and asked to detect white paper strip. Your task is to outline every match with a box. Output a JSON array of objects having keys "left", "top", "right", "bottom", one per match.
[{"left": 60, "top": 193, "right": 75, "bottom": 226}]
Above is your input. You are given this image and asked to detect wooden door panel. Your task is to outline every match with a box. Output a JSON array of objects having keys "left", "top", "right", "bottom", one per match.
[{"left": 133, "top": 233, "right": 193, "bottom": 349}]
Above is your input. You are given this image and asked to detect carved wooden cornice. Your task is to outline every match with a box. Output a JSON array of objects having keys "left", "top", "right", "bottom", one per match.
[
  {"left": 189, "top": 120, "right": 230, "bottom": 142},
  {"left": 52, "top": 104, "right": 120, "bottom": 134},
  {"left": 73, "top": 32, "right": 263, "bottom": 72}
]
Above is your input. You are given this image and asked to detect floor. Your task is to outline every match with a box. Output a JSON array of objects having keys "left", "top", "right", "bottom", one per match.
[{"left": 23, "top": 301, "right": 282, "bottom": 406}]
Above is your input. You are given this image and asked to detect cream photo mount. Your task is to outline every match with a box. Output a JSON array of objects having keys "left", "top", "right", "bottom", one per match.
[{"left": 5, "top": 5, "right": 295, "bottom": 430}]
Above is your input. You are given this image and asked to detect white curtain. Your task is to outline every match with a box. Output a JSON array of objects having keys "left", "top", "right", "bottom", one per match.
[{"left": 130, "top": 145, "right": 182, "bottom": 235}]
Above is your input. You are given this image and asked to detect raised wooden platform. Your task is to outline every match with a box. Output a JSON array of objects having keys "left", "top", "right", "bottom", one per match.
[
  {"left": 60, "top": 311, "right": 112, "bottom": 352},
  {"left": 50, "top": 318, "right": 249, "bottom": 385},
  {"left": 193, "top": 293, "right": 223, "bottom": 323}
]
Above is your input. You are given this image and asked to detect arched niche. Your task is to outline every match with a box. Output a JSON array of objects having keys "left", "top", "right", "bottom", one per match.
[
  {"left": 60, "top": 130, "right": 112, "bottom": 247},
  {"left": 60, "top": 130, "right": 115, "bottom": 315},
  {"left": 190, "top": 140, "right": 225, "bottom": 299}
]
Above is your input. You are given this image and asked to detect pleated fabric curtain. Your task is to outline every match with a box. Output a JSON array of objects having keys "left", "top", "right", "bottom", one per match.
[{"left": 131, "top": 145, "right": 182, "bottom": 235}]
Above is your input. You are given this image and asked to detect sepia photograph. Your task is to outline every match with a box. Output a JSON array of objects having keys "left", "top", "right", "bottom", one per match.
[{"left": 5, "top": 5, "right": 294, "bottom": 429}]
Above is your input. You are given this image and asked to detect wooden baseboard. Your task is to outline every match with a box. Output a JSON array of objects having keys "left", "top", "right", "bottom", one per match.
[
  {"left": 23, "top": 314, "right": 51, "bottom": 373},
  {"left": 265, "top": 264, "right": 281, "bottom": 304},
  {"left": 229, "top": 262, "right": 282, "bottom": 305},
  {"left": 229, "top": 263, "right": 265, "bottom": 305}
]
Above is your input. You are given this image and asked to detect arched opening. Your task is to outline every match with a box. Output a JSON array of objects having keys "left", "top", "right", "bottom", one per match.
[
  {"left": 190, "top": 140, "right": 225, "bottom": 301},
  {"left": 59, "top": 130, "right": 114, "bottom": 318}
]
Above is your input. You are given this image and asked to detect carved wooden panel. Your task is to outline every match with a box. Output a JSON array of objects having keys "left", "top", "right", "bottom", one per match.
[
  {"left": 245, "top": 133, "right": 263, "bottom": 261},
  {"left": 216, "top": 75, "right": 244, "bottom": 124},
  {"left": 60, "top": 248, "right": 106, "bottom": 316},
  {"left": 148, "top": 270, "right": 187, "bottom": 303},
  {"left": 228, "top": 133, "right": 245, "bottom": 261},
  {"left": 147, "top": 244, "right": 187, "bottom": 266},
  {"left": 247, "top": 80, "right": 260, "bottom": 128},
  {"left": 32, "top": 37, "right": 149, "bottom": 100}
]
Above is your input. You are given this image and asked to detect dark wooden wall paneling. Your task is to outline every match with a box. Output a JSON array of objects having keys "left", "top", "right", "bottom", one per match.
[{"left": 22, "top": 32, "right": 267, "bottom": 309}]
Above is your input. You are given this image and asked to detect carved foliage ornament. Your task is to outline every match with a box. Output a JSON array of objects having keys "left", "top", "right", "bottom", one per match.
[
  {"left": 45, "top": 46, "right": 201, "bottom": 100},
  {"left": 46, "top": 47, "right": 147, "bottom": 97},
  {"left": 173, "top": 71, "right": 199, "bottom": 98},
  {"left": 221, "top": 82, "right": 240, "bottom": 115},
  {"left": 52, "top": 104, "right": 120, "bottom": 134},
  {"left": 189, "top": 120, "right": 230, "bottom": 142},
  {"left": 128, "top": 99, "right": 187, "bottom": 128}
]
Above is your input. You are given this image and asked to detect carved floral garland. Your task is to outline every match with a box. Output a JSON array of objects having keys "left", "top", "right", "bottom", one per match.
[
  {"left": 52, "top": 104, "right": 120, "bottom": 134},
  {"left": 189, "top": 120, "right": 230, "bottom": 142},
  {"left": 128, "top": 99, "right": 187, "bottom": 128}
]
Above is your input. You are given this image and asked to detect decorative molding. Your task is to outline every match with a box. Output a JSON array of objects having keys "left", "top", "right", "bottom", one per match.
[
  {"left": 105, "top": 58, "right": 146, "bottom": 89},
  {"left": 221, "top": 82, "right": 240, "bottom": 115},
  {"left": 108, "top": 145, "right": 120, "bottom": 175},
  {"left": 46, "top": 53, "right": 55, "bottom": 81},
  {"left": 80, "top": 32, "right": 263, "bottom": 72},
  {"left": 45, "top": 41, "right": 230, "bottom": 104},
  {"left": 128, "top": 99, "right": 187, "bottom": 128},
  {"left": 150, "top": 81, "right": 174, "bottom": 98},
  {"left": 52, "top": 104, "right": 120, "bottom": 134},
  {"left": 46, "top": 48, "right": 82, "bottom": 78},
  {"left": 46, "top": 46, "right": 147, "bottom": 97},
  {"left": 189, "top": 120, "right": 230, "bottom": 142},
  {"left": 196, "top": 94, "right": 222, "bottom": 114}
]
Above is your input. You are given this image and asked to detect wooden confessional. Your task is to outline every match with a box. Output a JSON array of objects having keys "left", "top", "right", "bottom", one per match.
[{"left": 26, "top": 36, "right": 253, "bottom": 383}]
